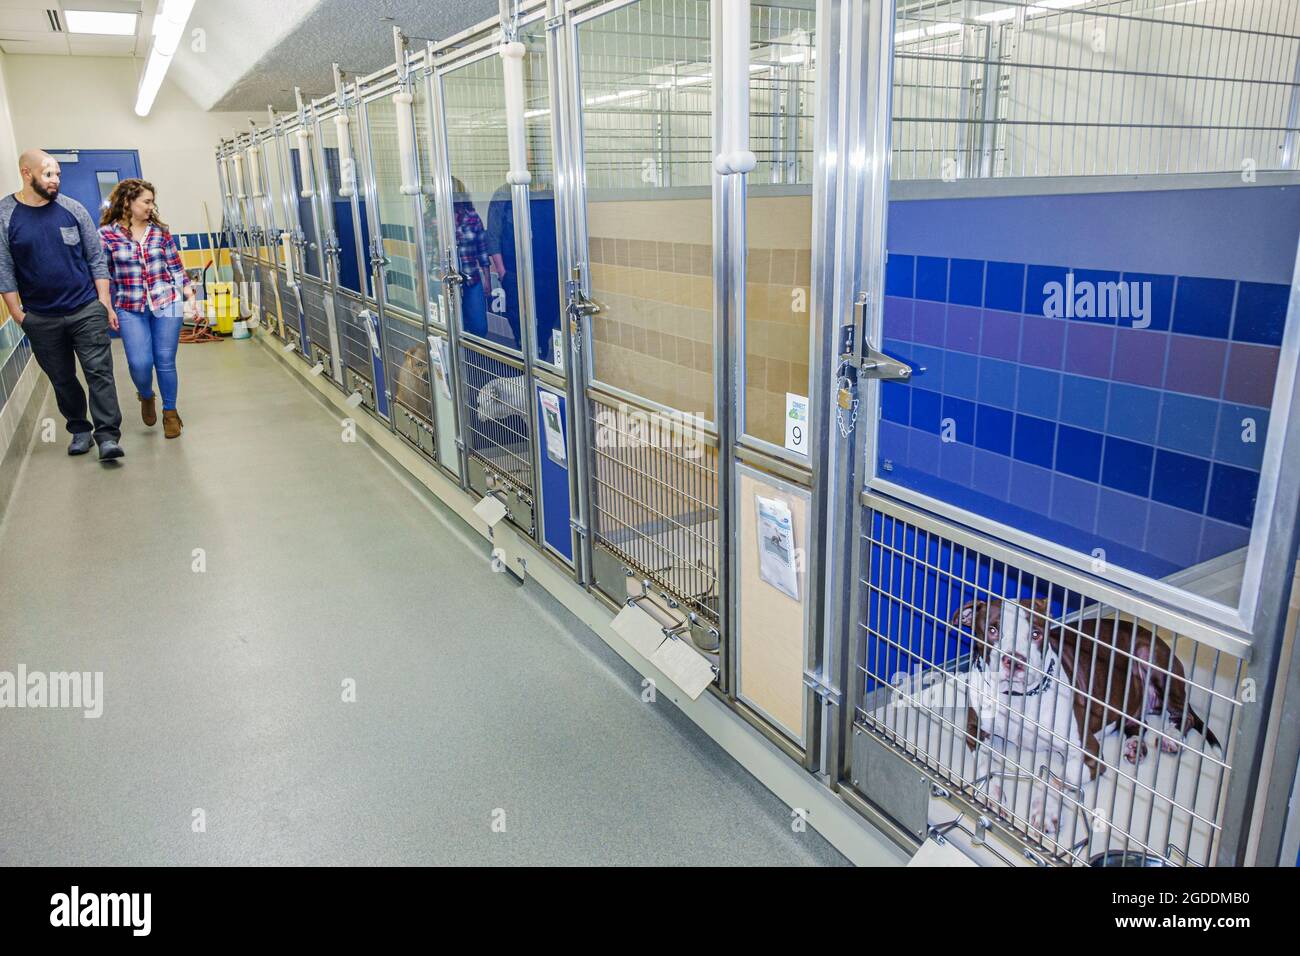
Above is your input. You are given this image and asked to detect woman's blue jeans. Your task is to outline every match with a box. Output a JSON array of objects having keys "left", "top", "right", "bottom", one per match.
[{"left": 117, "top": 306, "right": 183, "bottom": 411}]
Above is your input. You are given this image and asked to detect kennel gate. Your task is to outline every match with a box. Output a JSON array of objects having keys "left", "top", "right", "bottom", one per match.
[
  {"left": 360, "top": 69, "right": 440, "bottom": 459},
  {"left": 828, "top": 0, "right": 1300, "bottom": 866}
]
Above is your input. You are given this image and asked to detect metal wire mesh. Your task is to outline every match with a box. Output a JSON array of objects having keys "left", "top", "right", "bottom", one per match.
[
  {"left": 385, "top": 314, "right": 434, "bottom": 422},
  {"left": 340, "top": 304, "right": 374, "bottom": 378},
  {"left": 577, "top": 0, "right": 713, "bottom": 192},
  {"left": 893, "top": 0, "right": 1300, "bottom": 180},
  {"left": 856, "top": 503, "right": 1242, "bottom": 866},
  {"left": 459, "top": 343, "right": 534, "bottom": 493},
  {"left": 365, "top": 96, "right": 423, "bottom": 315},
  {"left": 300, "top": 279, "right": 332, "bottom": 358},
  {"left": 588, "top": 392, "right": 720, "bottom": 626},
  {"left": 751, "top": 1, "right": 817, "bottom": 185}
]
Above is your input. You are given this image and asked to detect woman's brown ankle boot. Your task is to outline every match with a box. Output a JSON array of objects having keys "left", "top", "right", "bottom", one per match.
[
  {"left": 163, "top": 409, "right": 183, "bottom": 439},
  {"left": 139, "top": 393, "right": 157, "bottom": 427}
]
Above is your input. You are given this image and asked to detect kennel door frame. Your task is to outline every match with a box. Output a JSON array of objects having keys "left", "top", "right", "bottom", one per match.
[
  {"left": 246, "top": 130, "right": 290, "bottom": 345},
  {"left": 560, "top": 0, "right": 735, "bottom": 699},
  {"left": 213, "top": 146, "right": 250, "bottom": 327},
  {"left": 212, "top": 148, "right": 247, "bottom": 314},
  {"left": 256, "top": 120, "right": 293, "bottom": 344},
  {"left": 360, "top": 67, "right": 444, "bottom": 458},
  {"left": 250, "top": 123, "right": 291, "bottom": 346},
  {"left": 306, "top": 100, "right": 356, "bottom": 387},
  {"left": 279, "top": 116, "right": 319, "bottom": 354},
  {"left": 829, "top": 0, "right": 1300, "bottom": 867},
  {"left": 354, "top": 80, "right": 410, "bottom": 424},
  {"left": 429, "top": 15, "right": 567, "bottom": 556},
  {"left": 263, "top": 123, "right": 296, "bottom": 341}
]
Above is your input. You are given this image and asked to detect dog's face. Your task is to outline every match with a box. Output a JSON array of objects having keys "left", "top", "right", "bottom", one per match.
[{"left": 953, "top": 597, "right": 1049, "bottom": 695}]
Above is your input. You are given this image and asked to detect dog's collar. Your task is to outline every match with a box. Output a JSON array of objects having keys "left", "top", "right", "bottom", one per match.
[{"left": 973, "top": 647, "right": 1057, "bottom": 698}]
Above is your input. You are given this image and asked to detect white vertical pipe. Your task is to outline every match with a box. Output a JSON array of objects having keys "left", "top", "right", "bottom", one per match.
[
  {"left": 393, "top": 91, "right": 420, "bottom": 195},
  {"left": 334, "top": 113, "right": 355, "bottom": 197},
  {"left": 282, "top": 232, "right": 297, "bottom": 289},
  {"left": 232, "top": 151, "right": 247, "bottom": 199},
  {"left": 296, "top": 128, "right": 314, "bottom": 198},
  {"left": 714, "top": 0, "right": 755, "bottom": 175},
  {"left": 500, "top": 40, "right": 531, "bottom": 185},
  {"left": 248, "top": 143, "right": 263, "bottom": 198}
]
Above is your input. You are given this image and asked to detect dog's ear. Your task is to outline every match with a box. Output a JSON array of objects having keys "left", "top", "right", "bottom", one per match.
[{"left": 951, "top": 599, "right": 984, "bottom": 630}]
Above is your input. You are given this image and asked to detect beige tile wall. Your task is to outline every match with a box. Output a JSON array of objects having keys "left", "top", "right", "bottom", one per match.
[
  {"left": 584, "top": 194, "right": 814, "bottom": 441},
  {"left": 588, "top": 235, "right": 714, "bottom": 415}
]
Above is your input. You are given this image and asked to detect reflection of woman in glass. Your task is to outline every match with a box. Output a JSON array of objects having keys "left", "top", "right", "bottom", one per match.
[{"left": 452, "top": 178, "right": 490, "bottom": 338}]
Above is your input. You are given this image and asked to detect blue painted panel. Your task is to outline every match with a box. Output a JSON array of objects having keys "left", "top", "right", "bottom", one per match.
[{"left": 536, "top": 385, "right": 574, "bottom": 562}]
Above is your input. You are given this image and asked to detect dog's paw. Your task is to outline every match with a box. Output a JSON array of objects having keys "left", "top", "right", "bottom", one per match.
[
  {"left": 1123, "top": 736, "right": 1148, "bottom": 764},
  {"left": 1158, "top": 735, "right": 1181, "bottom": 754},
  {"left": 1029, "top": 795, "right": 1060, "bottom": 836}
]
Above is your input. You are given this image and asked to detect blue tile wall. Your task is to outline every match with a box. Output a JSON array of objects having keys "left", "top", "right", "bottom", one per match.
[{"left": 877, "top": 250, "right": 1285, "bottom": 579}]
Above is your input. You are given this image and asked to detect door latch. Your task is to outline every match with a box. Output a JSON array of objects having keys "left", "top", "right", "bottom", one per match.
[{"left": 565, "top": 266, "right": 600, "bottom": 355}]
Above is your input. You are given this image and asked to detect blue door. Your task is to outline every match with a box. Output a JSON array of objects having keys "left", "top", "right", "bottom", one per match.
[{"left": 46, "top": 149, "right": 142, "bottom": 219}]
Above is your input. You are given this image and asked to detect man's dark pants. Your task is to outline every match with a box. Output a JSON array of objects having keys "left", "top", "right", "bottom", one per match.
[{"left": 21, "top": 299, "right": 122, "bottom": 444}]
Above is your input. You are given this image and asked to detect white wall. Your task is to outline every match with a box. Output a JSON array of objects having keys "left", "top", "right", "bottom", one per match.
[
  {"left": 1, "top": 55, "right": 261, "bottom": 234},
  {"left": 0, "top": 50, "right": 20, "bottom": 194}
]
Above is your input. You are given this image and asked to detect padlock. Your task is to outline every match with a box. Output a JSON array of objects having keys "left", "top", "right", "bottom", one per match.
[{"left": 837, "top": 377, "right": 855, "bottom": 410}]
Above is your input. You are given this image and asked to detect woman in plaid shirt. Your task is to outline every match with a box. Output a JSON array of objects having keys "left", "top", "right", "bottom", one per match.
[{"left": 99, "top": 179, "right": 197, "bottom": 439}]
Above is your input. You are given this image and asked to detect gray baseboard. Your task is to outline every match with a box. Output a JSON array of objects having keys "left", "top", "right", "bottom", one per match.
[{"left": 0, "top": 367, "right": 49, "bottom": 522}]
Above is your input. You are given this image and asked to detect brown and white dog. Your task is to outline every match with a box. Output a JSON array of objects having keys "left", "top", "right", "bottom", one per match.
[
  {"left": 953, "top": 596, "right": 1221, "bottom": 835},
  {"left": 955, "top": 597, "right": 1082, "bottom": 834}
]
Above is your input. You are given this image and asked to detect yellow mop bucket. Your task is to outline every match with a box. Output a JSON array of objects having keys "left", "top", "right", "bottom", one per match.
[{"left": 204, "top": 282, "right": 241, "bottom": 335}]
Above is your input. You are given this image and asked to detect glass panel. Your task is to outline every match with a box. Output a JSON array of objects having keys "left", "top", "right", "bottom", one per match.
[
  {"left": 264, "top": 136, "right": 285, "bottom": 239},
  {"left": 365, "top": 96, "right": 422, "bottom": 315},
  {"left": 288, "top": 132, "right": 322, "bottom": 277},
  {"left": 442, "top": 53, "right": 518, "bottom": 351},
  {"left": 578, "top": 0, "right": 714, "bottom": 417},
  {"left": 347, "top": 103, "right": 374, "bottom": 299},
  {"left": 875, "top": 0, "right": 1300, "bottom": 606},
  {"left": 413, "top": 78, "right": 446, "bottom": 326},
  {"left": 743, "top": 1, "right": 815, "bottom": 448},
  {"left": 520, "top": 18, "right": 563, "bottom": 367},
  {"left": 95, "top": 170, "right": 118, "bottom": 212},
  {"left": 317, "top": 113, "right": 365, "bottom": 294}
]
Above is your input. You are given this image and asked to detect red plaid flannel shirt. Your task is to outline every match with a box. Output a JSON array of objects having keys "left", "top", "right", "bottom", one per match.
[{"left": 99, "top": 223, "right": 194, "bottom": 314}]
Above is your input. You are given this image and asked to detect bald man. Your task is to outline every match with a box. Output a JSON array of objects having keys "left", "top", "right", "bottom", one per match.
[{"left": 0, "top": 149, "right": 123, "bottom": 460}]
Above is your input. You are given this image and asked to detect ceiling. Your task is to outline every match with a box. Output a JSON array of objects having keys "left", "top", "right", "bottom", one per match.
[
  {"left": 0, "top": 0, "right": 502, "bottom": 113},
  {"left": 0, "top": 0, "right": 156, "bottom": 57},
  {"left": 174, "top": 0, "right": 500, "bottom": 113}
]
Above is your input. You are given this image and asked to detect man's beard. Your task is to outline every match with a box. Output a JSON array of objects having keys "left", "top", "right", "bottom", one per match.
[{"left": 32, "top": 180, "right": 58, "bottom": 201}]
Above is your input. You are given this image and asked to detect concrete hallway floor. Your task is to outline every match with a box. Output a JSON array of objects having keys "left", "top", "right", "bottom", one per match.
[{"left": 0, "top": 334, "right": 847, "bottom": 866}]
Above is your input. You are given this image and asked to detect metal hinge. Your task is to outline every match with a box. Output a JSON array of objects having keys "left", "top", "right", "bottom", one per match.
[{"left": 802, "top": 670, "right": 843, "bottom": 707}]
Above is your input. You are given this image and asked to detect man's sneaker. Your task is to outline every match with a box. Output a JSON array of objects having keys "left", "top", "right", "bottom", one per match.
[
  {"left": 68, "top": 433, "right": 93, "bottom": 456},
  {"left": 97, "top": 440, "right": 125, "bottom": 462}
]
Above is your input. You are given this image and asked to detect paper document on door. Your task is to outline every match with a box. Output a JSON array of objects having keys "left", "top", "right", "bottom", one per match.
[
  {"left": 538, "top": 390, "right": 566, "bottom": 466},
  {"left": 650, "top": 637, "right": 715, "bottom": 699},
  {"left": 427, "top": 335, "right": 452, "bottom": 400},
  {"left": 756, "top": 494, "right": 800, "bottom": 601},
  {"left": 611, "top": 603, "right": 667, "bottom": 659}
]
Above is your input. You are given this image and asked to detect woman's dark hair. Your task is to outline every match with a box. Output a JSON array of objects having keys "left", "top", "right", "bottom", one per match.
[{"left": 100, "top": 178, "right": 169, "bottom": 233}]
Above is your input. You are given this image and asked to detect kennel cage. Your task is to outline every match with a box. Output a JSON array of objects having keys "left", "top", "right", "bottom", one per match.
[
  {"left": 215, "top": 0, "right": 1300, "bottom": 865},
  {"left": 832, "top": 0, "right": 1300, "bottom": 866}
]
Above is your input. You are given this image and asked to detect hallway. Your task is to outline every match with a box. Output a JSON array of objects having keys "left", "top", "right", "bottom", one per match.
[{"left": 0, "top": 337, "right": 845, "bottom": 866}]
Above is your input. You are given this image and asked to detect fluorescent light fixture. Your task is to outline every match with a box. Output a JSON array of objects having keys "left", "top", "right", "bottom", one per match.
[
  {"left": 976, "top": 7, "right": 1019, "bottom": 23},
  {"left": 135, "top": 0, "right": 196, "bottom": 117},
  {"left": 895, "top": 22, "right": 963, "bottom": 44},
  {"left": 65, "top": 10, "right": 138, "bottom": 35}
]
